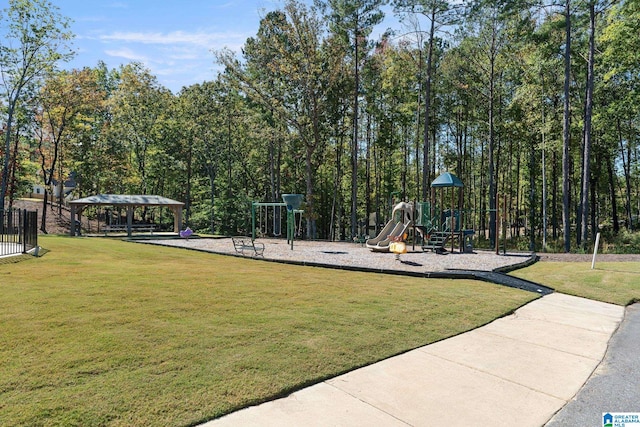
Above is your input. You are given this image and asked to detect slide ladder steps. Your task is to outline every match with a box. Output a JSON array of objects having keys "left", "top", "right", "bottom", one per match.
[{"left": 422, "top": 231, "right": 450, "bottom": 252}]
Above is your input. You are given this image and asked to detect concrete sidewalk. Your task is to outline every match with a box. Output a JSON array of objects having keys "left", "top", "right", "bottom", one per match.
[
  {"left": 203, "top": 293, "right": 624, "bottom": 427},
  {"left": 546, "top": 303, "right": 640, "bottom": 426}
]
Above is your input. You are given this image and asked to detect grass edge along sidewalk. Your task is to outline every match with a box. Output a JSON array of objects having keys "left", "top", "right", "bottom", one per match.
[{"left": 512, "top": 261, "right": 640, "bottom": 306}]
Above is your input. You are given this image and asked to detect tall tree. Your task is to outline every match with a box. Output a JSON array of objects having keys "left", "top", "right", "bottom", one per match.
[
  {"left": 459, "top": 1, "right": 510, "bottom": 247},
  {"left": 562, "top": 0, "right": 572, "bottom": 252},
  {"left": 177, "top": 80, "right": 230, "bottom": 232},
  {"left": 393, "top": 0, "right": 455, "bottom": 200},
  {"left": 69, "top": 62, "right": 119, "bottom": 196},
  {"left": 218, "top": 0, "right": 344, "bottom": 238},
  {"left": 36, "top": 68, "right": 101, "bottom": 232},
  {"left": 600, "top": 0, "right": 640, "bottom": 231},
  {"left": 0, "top": 0, "right": 74, "bottom": 210},
  {"left": 321, "top": 0, "right": 386, "bottom": 238},
  {"left": 579, "top": 0, "right": 597, "bottom": 247},
  {"left": 108, "top": 62, "right": 173, "bottom": 196}
]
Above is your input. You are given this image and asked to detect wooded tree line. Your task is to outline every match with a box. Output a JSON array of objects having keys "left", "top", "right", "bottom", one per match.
[{"left": 1, "top": 0, "right": 639, "bottom": 252}]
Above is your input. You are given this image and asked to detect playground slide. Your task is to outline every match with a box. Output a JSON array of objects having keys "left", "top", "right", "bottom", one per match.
[
  {"left": 365, "top": 219, "right": 397, "bottom": 247},
  {"left": 366, "top": 220, "right": 412, "bottom": 252},
  {"left": 365, "top": 201, "right": 414, "bottom": 252}
]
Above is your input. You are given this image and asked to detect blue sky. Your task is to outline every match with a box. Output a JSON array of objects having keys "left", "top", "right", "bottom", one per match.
[{"left": 49, "top": 0, "right": 405, "bottom": 93}]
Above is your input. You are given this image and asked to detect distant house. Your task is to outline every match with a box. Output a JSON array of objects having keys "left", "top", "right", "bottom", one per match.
[
  {"left": 51, "top": 177, "right": 77, "bottom": 202},
  {"left": 30, "top": 183, "right": 47, "bottom": 199},
  {"left": 27, "top": 176, "right": 76, "bottom": 202}
]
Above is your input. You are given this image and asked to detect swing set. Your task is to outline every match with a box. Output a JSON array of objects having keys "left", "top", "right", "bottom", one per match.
[
  {"left": 251, "top": 194, "right": 304, "bottom": 250},
  {"left": 252, "top": 202, "right": 286, "bottom": 238}
]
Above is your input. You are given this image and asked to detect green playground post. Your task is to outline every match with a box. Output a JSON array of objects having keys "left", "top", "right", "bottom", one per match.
[
  {"left": 282, "top": 194, "right": 304, "bottom": 250},
  {"left": 251, "top": 198, "right": 302, "bottom": 250},
  {"left": 287, "top": 208, "right": 293, "bottom": 250}
]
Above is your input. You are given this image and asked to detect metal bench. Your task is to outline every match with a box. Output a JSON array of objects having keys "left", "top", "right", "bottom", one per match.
[{"left": 231, "top": 236, "right": 265, "bottom": 257}]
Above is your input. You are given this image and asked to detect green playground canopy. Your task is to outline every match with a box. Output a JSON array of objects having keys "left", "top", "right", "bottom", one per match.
[{"left": 431, "top": 172, "right": 464, "bottom": 188}]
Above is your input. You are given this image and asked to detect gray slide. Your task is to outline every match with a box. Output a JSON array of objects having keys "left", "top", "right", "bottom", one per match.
[
  {"left": 366, "top": 220, "right": 411, "bottom": 252},
  {"left": 365, "top": 219, "right": 398, "bottom": 248},
  {"left": 366, "top": 202, "right": 414, "bottom": 252}
]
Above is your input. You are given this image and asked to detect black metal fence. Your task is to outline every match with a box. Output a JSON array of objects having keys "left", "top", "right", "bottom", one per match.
[{"left": 0, "top": 209, "right": 38, "bottom": 257}]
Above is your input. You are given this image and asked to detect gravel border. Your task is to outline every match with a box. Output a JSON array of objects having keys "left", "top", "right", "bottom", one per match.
[{"left": 144, "top": 237, "right": 537, "bottom": 275}]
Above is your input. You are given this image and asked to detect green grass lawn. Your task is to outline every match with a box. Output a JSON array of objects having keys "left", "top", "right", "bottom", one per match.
[
  {"left": 511, "top": 261, "right": 640, "bottom": 306},
  {"left": 0, "top": 236, "right": 538, "bottom": 426}
]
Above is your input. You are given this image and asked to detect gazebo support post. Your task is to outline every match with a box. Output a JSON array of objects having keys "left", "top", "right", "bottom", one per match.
[
  {"left": 69, "top": 204, "right": 85, "bottom": 236},
  {"left": 126, "top": 206, "right": 134, "bottom": 237},
  {"left": 171, "top": 206, "right": 183, "bottom": 234},
  {"left": 70, "top": 205, "right": 77, "bottom": 236},
  {"left": 77, "top": 207, "right": 83, "bottom": 236}
]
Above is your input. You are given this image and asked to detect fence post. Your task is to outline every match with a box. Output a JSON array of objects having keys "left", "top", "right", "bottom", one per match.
[{"left": 22, "top": 209, "right": 27, "bottom": 254}]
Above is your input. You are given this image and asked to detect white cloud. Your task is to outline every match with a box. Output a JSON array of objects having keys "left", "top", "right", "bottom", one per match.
[
  {"left": 105, "top": 2, "right": 129, "bottom": 9},
  {"left": 104, "top": 47, "right": 148, "bottom": 62},
  {"left": 99, "top": 30, "right": 247, "bottom": 49}
]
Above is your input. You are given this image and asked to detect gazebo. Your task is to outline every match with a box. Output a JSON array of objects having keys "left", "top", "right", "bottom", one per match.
[{"left": 69, "top": 194, "right": 184, "bottom": 237}]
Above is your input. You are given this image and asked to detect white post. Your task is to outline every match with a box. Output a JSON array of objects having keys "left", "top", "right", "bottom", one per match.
[{"left": 591, "top": 232, "right": 601, "bottom": 269}]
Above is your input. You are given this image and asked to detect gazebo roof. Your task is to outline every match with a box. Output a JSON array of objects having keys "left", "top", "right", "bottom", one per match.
[{"left": 69, "top": 194, "right": 184, "bottom": 207}]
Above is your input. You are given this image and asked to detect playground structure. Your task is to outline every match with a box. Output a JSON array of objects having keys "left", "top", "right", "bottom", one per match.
[
  {"left": 367, "top": 172, "right": 475, "bottom": 254},
  {"left": 366, "top": 202, "right": 414, "bottom": 252},
  {"left": 427, "top": 172, "right": 474, "bottom": 253},
  {"left": 415, "top": 204, "right": 474, "bottom": 254},
  {"left": 251, "top": 194, "right": 304, "bottom": 250}
]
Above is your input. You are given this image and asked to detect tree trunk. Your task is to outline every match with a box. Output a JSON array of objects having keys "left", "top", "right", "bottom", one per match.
[
  {"left": 529, "top": 137, "right": 536, "bottom": 251},
  {"left": 330, "top": 130, "right": 345, "bottom": 241},
  {"left": 552, "top": 150, "right": 558, "bottom": 240},
  {"left": 305, "top": 144, "right": 316, "bottom": 239},
  {"left": 366, "top": 112, "right": 372, "bottom": 235},
  {"left": 1, "top": 102, "right": 17, "bottom": 211},
  {"left": 562, "top": 0, "right": 572, "bottom": 252},
  {"left": 206, "top": 162, "right": 216, "bottom": 234},
  {"left": 421, "top": 10, "right": 436, "bottom": 201},
  {"left": 607, "top": 153, "right": 619, "bottom": 233},
  {"left": 580, "top": 1, "right": 595, "bottom": 247},
  {"left": 40, "top": 191, "right": 49, "bottom": 233},
  {"left": 542, "top": 105, "right": 548, "bottom": 251},
  {"left": 351, "top": 20, "right": 360, "bottom": 239},
  {"left": 38, "top": 127, "right": 61, "bottom": 234},
  {"left": 488, "top": 52, "right": 497, "bottom": 248},
  {"left": 58, "top": 148, "right": 64, "bottom": 216},
  {"left": 268, "top": 129, "right": 282, "bottom": 235},
  {"left": 617, "top": 118, "right": 633, "bottom": 229},
  {"left": 8, "top": 124, "right": 20, "bottom": 209},
  {"left": 480, "top": 138, "right": 486, "bottom": 237},
  {"left": 415, "top": 47, "right": 423, "bottom": 200}
]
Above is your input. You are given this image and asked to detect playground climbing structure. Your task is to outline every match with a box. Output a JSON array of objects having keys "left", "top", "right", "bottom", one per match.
[{"left": 366, "top": 202, "right": 414, "bottom": 252}]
